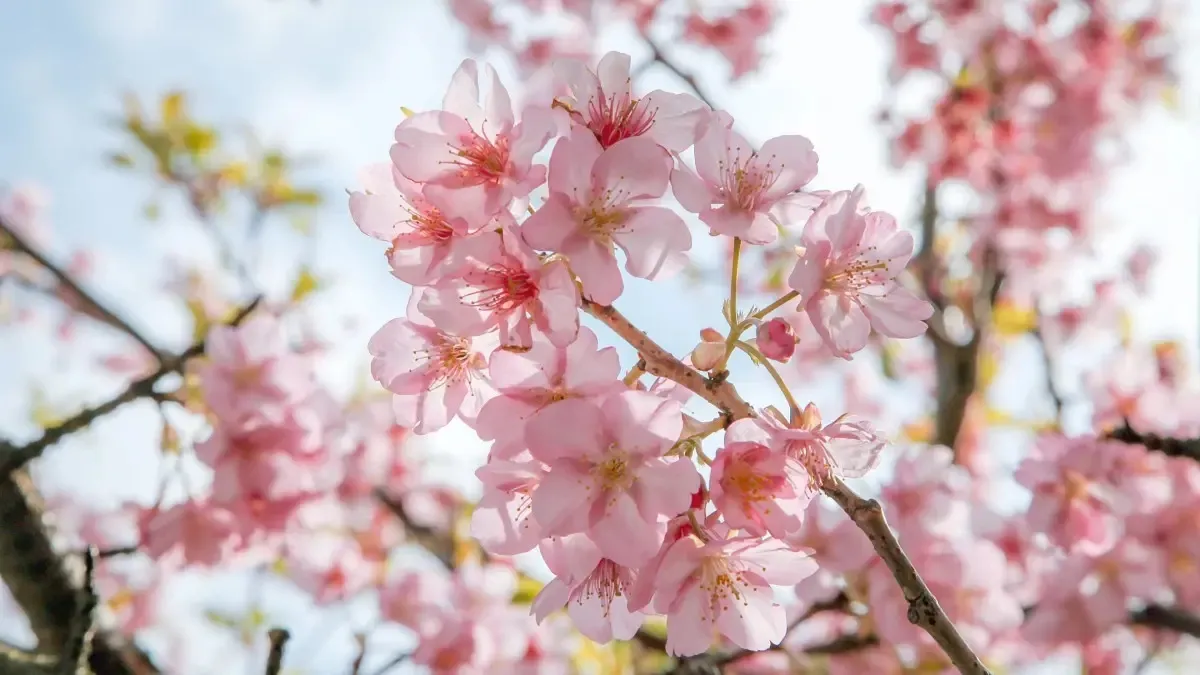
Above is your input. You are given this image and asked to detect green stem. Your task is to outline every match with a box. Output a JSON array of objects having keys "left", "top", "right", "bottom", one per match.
[
  {"left": 751, "top": 289, "right": 800, "bottom": 321},
  {"left": 737, "top": 340, "right": 801, "bottom": 418}
]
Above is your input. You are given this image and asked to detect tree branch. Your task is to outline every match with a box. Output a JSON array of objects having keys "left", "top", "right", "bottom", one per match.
[
  {"left": 0, "top": 470, "right": 160, "bottom": 675},
  {"left": 263, "top": 628, "right": 290, "bottom": 675},
  {"left": 0, "top": 296, "right": 261, "bottom": 474},
  {"left": 582, "top": 298, "right": 992, "bottom": 674},
  {"left": 636, "top": 33, "right": 716, "bottom": 109},
  {"left": 1105, "top": 422, "right": 1200, "bottom": 464},
  {"left": 1131, "top": 605, "right": 1200, "bottom": 638},
  {"left": 0, "top": 216, "right": 164, "bottom": 364}
]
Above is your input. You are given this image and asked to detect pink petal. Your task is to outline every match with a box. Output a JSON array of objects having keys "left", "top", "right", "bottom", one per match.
[
  {"left": 526, "top": 398, "right": 606, "bottom": 462},
  {"left": 613, "top": 206, "right": 691, "bottom": 280},
  {"left": 603, "top": 390, "right": 682, "bottom": 456},
  {"left": 593, "top": 135, "right": 672, "bottom": 202}
]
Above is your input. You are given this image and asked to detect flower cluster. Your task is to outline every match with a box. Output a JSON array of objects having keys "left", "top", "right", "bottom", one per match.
[
  {"left": 355, "top": 50, "right": 936, "bottom": 657},
  {"left": 446, "top": 0, "right": 778, "bottom": 79}
]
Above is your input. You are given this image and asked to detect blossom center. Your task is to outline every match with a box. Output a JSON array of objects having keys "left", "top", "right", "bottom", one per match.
[
  {"left": 575, "top": 198, "right": 628, "bottom": 245},
  {"left": 718, "top": 154, "right": 776, "bottom": 212},
  {"left": 572, "top": 559, "right": 628, "bottom": 617},
  {"left": 450, "top": 130, "right": 510, "bottom": 184},
  {"left": 462, "top": 264, "right": 539, "bottom": 313},
  {"left": 417, "top": 334, "right": 475, "bottom": 388},
  {"left": 726, "top": 461, "right": 778, "bottom": 504},
  {"left": 697, "top": 554, "right": 750, "bottom": 617},
  {"left": 586, "top": 89, "right": 656, "bottom": 148},
  {"left": 1063, "top": 470, "right": 1091, "bottom": 503},
  {"left": 784, "top": 437, "right": 834, "bottom": 490},
  {"left": 826, "top": 257, "right": 890, "bottom": 291},
  {"left": 592, "top": 447, "right": 635, "bottom": 492}
]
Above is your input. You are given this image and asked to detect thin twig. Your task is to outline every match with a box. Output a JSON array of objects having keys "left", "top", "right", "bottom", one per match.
[
  {"left": 638, "top": 33, "right": 717, "bottom": 109},
  {"left": 366, "top": 650, "right": 411, "bottom": 675},
  {"left": 1030, "top": 318, "right": 1064, "bottom": 422},
  {"left": 0, "top": 296, "right": 261, "bottom": 474},
  {"left": 264, "top": 629, "right": 290, "bottom": 675},
  {"left": 0, "top": 216, "right": 165, "bottom": 364},
  {"left": 374, "top": 488, "right": 455, "bottom": 569}
]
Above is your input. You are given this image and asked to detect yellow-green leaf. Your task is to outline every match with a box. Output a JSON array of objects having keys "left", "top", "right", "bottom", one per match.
[
  {"left": 219, "top": 161, "right": 249, "bottom": 187},
  {"left": 511, "top": 574, "right": 544, "bottom": 605},
  {"left": 160, "top": 419, "right": 181, "bottom": 455},
  {"left": 992, "top": 302, "right": 1037, "bottom": 336},
  {"left": 290, "top": 267, "right": 322, "bottom": 303},
  {"left": 161, "top": 91, "right": 186, "bottom": 126},
  {"left": 400, "top": 106, "right": 416, "bottom": 118},
  {"left": 30, "top": 388, "right": 66, "bottom": 429},
  {"left": 108, "top": 152, "right": 136, "bottom": 168},
  {"left": 143, "top": 201, "right": 161, "bottom": 222},
  {"left": 203, "top": 610, "right": 239, "bottom": 629},
  {"left": 186, "top": 298, "right": 212, "bottom": 343},
  {"left": 182, "top": 125, "right": 217, "bottom": 157},
  {"left": 286, "top": 189, "right": 322, "bottom": 207}
]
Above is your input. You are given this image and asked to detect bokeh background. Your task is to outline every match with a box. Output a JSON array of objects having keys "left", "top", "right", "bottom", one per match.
[{"left": 3, "top": 0, "right": 1200, "bottom": 672}]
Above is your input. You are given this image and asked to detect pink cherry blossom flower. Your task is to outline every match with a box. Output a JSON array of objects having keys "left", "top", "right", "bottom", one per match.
[
  {"left": 787, "top": 186, "right": 934, "bottom": 357},
  {"left": 709, "top": 440, "right": 812, "bottom": 539},
  {"left": 195, "top": 313, "right": 314, "bottom": 422},
  {"left": 1015, "top": 434, "right": 1126, "bottom": 557},
  {"left": 671, "top": 126, "right": 818, "bottom": 245},
  {"left": 553, "top": 51, "right": 709, "bottom": 151},
  {"left": 755, "top": 316, "right": 796, "bottom": 362},
  {"left": 634, "top": 533, "right": 818, "bottom": 656},
  {"left": 522, "top": 129, "right": 691, "bottom": 304},
  {"left": 418, "top": 226, "right": 579, "bottom": 351},
  {"left": 393, "top": 59, "right": 556, "bottom": 220},
  {"left": 531, "top": 533, "right": 645, "bottom": 643},
  {"left": 349, "top": 162, "right": 485, "bottom": 286},
  {"left": 195, "top": 404, "right": 340, "bottom": 505},
  {"left": 526, "top": 390, "right": 701, "bottom": 567},
  {"left": 727, "top": 404, "right": 885, "bottom": 491},
  {"left": 470, "top": 454, "right": 548, "bottom": 556},
  {"left": 138, "top": 500, "right": 240, "bottom": 569},
  {"left": 368, "top": 305, "right": 493, "bottom": 434},
  {"left": 473, "top": 325, "right": 622, "bottom": 459}
]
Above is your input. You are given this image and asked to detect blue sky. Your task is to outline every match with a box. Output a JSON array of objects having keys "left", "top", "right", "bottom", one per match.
[{"left": 2, "top": 0, "right": 1200, "bottom": 672}]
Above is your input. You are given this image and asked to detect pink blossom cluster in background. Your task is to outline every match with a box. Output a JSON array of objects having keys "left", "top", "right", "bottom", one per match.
[
  {"left": 448, "top": 0, "right": 777, "bottom": 79},
  {"left": 4, "top": 0, "right": 1200, "bottom": 673}
]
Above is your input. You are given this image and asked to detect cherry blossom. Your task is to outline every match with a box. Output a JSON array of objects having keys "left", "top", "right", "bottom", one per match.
[
  {"left": 671, "top": 125, "right": 818, "bottom": 245},
  {"left": 522, "top": 129, "right": 691, "bottom": 303}
]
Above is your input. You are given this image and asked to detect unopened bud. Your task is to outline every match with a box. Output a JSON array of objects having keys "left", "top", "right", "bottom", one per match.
[
  {"left": 756, "top": 317, "right": 796, "bottom": 363},
  {"left": 691, "top": 328, "right": 726, "bottom": 371}
]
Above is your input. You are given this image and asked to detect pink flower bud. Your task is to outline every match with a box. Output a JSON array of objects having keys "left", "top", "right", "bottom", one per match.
[
  {"left": 756, "top": 317, "right": 796, "bottom": 363},
  {"left": 691, "top": 327, "right": 726, "bottom": 371}
]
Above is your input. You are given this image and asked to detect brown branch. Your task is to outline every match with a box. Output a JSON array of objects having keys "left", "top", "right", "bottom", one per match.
[
  {"left": 0, "top": 296, "right": 261, "bottom": 474},
  {"left": 0, "top": 216, "right": 164, "bottom": 364},
  {"left": 264, "top": 628, "right": 290, "bottom": 675},
  {"left": 1131, "top": 605, "right": 1200, "bottom": 638},
  {"left": 582, "top": 298, "right": 992, "bottom": 674},
  {"left": 0, "top": 469, "right": 160, "bottom": 675},
  {"left": 580, "top": 299, "right": 753, "bottom": 420},
  {"left": 637, "top": 33, "right": 716, "bottom": 109},
  {"left": 1105, "top": 423, "right": 1200, "bottom": 464},
  {"left": 374, "top": 488, "right": 455, "bottom": 569}
]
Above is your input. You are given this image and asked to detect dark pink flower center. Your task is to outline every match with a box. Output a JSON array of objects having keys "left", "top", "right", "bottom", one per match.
[
  {"left": 571, "top": 559, "right": 630, "bottom": 618},
  {"left": 462, "top": 264, "right": 539, "bottom": 313},
  {"left": 585, "top": 89, "right": 657, "bottom": 148},
  {"left": 417, "top": 334, "right": 476, "bottom": 388},
  {"left": 450, "top": 131, "right": 511, "bottom": 184}
]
